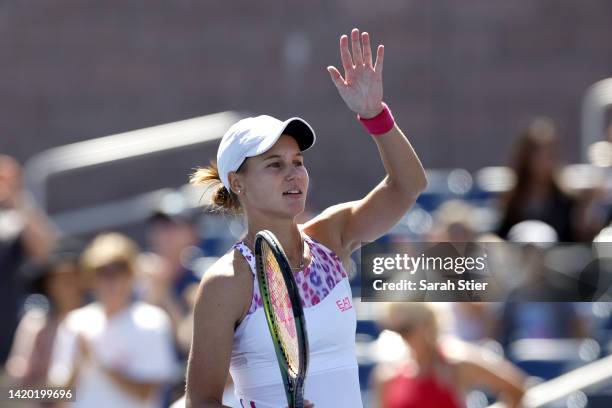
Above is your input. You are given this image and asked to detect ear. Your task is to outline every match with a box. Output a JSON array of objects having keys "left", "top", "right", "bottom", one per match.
[{"left": 228, "top": 172, "right": 243, "bottom": 195}]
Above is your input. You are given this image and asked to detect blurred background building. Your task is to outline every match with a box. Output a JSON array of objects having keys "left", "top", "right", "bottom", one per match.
[
  {"left": 2, "top": 1, "right": 612, "bottom": 407},
  {"left": 2, "top": 1, "right": 612, "bottom": 213}
]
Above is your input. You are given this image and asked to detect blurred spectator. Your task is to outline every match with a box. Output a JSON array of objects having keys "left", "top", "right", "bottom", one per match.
[
  {"left": 372, "top": 302, "right": 525, "bottom": 408},
  {"left": 140, "top": 209, "right": 201, "bottom": 355},
  {"left": 425, "top": 201, "right": 500, "bottom": 339},
  {"left": 497, "top": 118, "right": 580, "bottom": 241},
  {"left": 48, "top": 233, "right": 177, "bottom": 408},
  {"left": 427, "top": 199, "right": 478, "bottom": 243},
  {"left": 448, "top": 303, "right": 498, "bottom": 344},
  {"left": 572, "top": 184, "right": 612, "bottom": 241},
  {"left": 139, "top": 209, "right": 204, "bottom": 406},
  {"left": 1, "top": 155, "right": 56, "bottom": 371},
  {"left": 497, "top": 302, "right": 589, "bottom": 347},
  {"left": 495, "top": 221, "right": 589, "bottom": 345},
  {"left": 5, "top": 240, "right": 84, "bottom": 390}
]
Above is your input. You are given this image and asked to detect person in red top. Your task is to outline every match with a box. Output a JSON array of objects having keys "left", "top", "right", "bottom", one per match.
[
  {"left": 372, "top": 303, "right": 525, "bottom": 408},
  {"left": 381, "top": 356, "right": 463, "bottom": 408}
]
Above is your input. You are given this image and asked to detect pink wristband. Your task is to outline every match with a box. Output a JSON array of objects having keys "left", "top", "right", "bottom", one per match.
[{"left": 357, "top": 102, "right": 395, "bottom": 136}]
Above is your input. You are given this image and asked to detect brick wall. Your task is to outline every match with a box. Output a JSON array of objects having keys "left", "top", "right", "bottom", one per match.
[{"left": 1, "top": 1, "right": 612, "bottom": 211}]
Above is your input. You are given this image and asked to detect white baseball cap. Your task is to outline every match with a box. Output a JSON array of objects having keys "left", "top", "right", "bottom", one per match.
[{"left": 217, "top": 115, "right": 316, "bottom": 190}]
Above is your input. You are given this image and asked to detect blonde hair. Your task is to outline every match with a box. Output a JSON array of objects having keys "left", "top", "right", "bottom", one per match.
[
  {"left": 81, "top": 232, "right": 139, "bottom": 278},
  {"left": 190, "top": 161, "right": 242, "bottom": 214},
  {"left": 379, "top": 302, "right": 437, "bottom": 335}
]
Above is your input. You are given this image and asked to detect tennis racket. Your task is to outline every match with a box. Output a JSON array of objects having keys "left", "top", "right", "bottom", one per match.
[{"left": 254, "top": 230, "right": 309, "bottom": 408}]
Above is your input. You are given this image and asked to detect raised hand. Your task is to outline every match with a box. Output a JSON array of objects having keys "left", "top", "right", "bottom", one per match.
[{"left": 327, "top": 28, "right": 384, "bottom": 119}]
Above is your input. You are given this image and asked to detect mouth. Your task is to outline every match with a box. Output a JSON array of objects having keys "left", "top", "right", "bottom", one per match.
[{"left": 282, "top": 189, "right": 303, "bottom": 197}]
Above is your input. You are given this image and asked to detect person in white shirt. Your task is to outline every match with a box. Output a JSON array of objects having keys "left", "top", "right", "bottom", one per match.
[{"left": 48, "top": 233, "right": 177, "bottom": 408}]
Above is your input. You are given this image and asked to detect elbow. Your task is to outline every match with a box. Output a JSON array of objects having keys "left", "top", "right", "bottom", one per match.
[
  {"left": 414, "top": 172, "right": 428, "bottom": 195},
  {"left": 389, "top": 172, "right": 428, "bottom": 200},
  {"left": 416, "top": 166, "right": 428, "bottom": 192}
]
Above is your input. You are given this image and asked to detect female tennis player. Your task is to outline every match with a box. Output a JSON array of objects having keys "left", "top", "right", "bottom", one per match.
[{"left": 185, "top": 28, "right": 427, "bottom": 407}]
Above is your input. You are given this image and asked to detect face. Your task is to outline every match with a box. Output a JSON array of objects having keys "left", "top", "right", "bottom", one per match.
[
  {"left": 404, "top": 317, "right": 439, "bottom": 356},
  {"left": 93, "top": 262, "right": 134, "bottom": 312},
  {"left": 148, "top": 220, "right": 197, "bottom": 262},
  {"left": 528, "top": 143, "right": 556, "bottom": 180},
  {"left": 45, "top": 262, "right": 82, "bottom": 312},
  {"left": 231, "top": 135, "right": 309, "bottom": 219}
]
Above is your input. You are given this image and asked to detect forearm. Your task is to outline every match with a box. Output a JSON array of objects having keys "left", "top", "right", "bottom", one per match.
[
  {"left": 373, "top": 123, "right": 427, "bottom": 196},
  {"left": 17, "top": 200, "right": 57, "bottom": 263}
]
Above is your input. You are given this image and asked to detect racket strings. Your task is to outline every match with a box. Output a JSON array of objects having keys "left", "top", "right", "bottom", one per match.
[{"left": 263, "top": 245, "right": 300, "bottom": 377}]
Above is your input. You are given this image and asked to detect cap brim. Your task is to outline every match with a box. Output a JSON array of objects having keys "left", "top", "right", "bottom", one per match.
[{"left": 281, "top": 117, "right": 316, "bottom": 151}]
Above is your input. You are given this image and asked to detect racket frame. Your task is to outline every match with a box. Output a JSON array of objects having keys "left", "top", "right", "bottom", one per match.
[{"left": 254, "top": 230, "right": 309, "bottom": 408}]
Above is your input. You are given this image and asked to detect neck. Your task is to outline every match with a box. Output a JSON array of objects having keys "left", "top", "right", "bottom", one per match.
[
  {"left": 409, "top": 344, "right": 437, "bottom": 372},
  {"left": 56, "top": 301, "right": 80, "bottom": 318},
  {"left": 243, "top": 215, "right": 304, "bottom": 268},
  {"left": 102, "top": 300, "right": 130, "bottom": 318}
]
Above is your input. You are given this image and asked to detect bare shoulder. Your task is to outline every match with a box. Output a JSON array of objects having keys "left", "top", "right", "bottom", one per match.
[
  {"left": 195, "top": 249, "right": 254, "bottom": 326},
  {"left": 302, "top": 201, "right": 357, "bottom": 260},
  {"left": 200, "top": 249, "right": 251, "bottom": 284}
]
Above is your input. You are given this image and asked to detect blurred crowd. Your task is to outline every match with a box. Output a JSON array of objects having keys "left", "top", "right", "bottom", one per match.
[
  {"left": 0, "top": 156, "right": 202, "bottom": 407},
  {"left": 1, "top": 116, "right": 612, "bottom": 408}
]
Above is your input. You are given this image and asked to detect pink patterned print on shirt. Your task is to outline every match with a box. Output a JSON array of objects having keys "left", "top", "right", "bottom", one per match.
[{"left": 233, "top": 235, "right": 347, "bottom": 314}]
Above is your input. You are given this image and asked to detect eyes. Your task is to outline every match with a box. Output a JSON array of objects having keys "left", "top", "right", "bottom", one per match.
[{"left": 266, "top": 160, "right": 303, "bottom": 169}]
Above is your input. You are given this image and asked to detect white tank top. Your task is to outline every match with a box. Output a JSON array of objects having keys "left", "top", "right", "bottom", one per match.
[{"left": 229, "top": 234, "right": 363, "bottom": 407}]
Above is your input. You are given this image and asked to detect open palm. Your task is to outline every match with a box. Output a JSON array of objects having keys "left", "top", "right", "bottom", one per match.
[{"left": 327, "top": 28, "right": 384, "bottom": 119}]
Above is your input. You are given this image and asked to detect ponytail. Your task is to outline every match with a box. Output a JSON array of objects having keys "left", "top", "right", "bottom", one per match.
[{"left": 190, "top": 161, "right": 242, "bottom": 214}]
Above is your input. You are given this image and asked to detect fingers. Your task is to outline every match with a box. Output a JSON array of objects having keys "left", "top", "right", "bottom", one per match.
[
  {"left": 362, "top": 32, "right": 373, "bottom": 67},
  {"left": 339, "top": 34, "right": 353, "bottom": 73},
  {"left": 350, "top": 28, "right": 364, "bottom": 65},
  {"left": 374, "top": 44, "right": 384, "bottom": 75},
  {"left": 336, "top": 28, "right": 382, "bottom": 75},
  {"left": 327, "top": 66, "right": 345, "bottom": 88}
]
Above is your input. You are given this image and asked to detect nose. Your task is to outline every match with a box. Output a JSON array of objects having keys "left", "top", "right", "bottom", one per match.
[{"left": 285, "top": 166, "right": 299, "bottom": 181}]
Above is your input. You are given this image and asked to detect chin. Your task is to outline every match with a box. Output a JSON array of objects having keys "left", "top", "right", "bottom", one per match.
[
  {"left": 289, "top": 200, "right": 307, "bottom": 215},
  {"left": 274, "top": 203, "right": 306, "bottom": 220}
]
